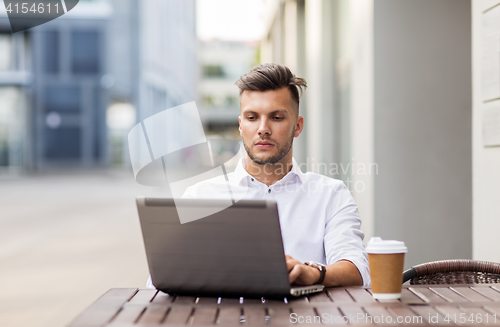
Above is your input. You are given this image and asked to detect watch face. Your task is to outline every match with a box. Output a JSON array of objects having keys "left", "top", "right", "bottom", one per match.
[{"left": 305, "top": 261, "right": 326, "bottom": 269}]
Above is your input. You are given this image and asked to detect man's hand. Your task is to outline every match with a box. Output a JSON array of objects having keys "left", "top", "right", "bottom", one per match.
[
  {"left": 285, "top": 255, "right": 364, "bottom": 287},
  {"left": 286, "top": 255, "right": 321, "bottom": 285}
]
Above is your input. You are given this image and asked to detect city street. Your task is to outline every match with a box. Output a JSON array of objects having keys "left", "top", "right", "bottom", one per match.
[{"left": 0, "top": 170, "right": 167, "bottom": 327}]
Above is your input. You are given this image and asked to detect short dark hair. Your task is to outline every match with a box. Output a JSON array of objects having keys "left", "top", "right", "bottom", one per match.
[{"left": 235, "top": 63, "right": 307, "bottom": 109}]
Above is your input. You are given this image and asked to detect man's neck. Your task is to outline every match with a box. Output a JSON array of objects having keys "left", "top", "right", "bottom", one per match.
[{"left": 245, "top": 155, "right": 294, "bottom": 187}]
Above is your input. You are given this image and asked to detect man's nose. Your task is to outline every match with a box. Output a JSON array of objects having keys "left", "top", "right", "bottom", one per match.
[{"left": 257, "top": 118, "right": 271, "bottom": 136}]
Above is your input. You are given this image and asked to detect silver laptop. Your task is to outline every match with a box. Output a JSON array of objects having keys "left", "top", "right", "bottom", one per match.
[{"left": 136, "top": 197, "right": 324, "bottom": 298}]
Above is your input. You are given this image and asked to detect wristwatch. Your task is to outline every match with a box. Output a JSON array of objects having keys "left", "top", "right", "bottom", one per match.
[{"left": 304, "top": 261, "right": 327, "bottom": 285}]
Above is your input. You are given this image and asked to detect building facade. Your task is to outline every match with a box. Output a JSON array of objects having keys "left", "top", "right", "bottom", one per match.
[
  {"left": 198, "top": 40, "right": 258, "bottom": 133},
  {"left": 472, "top": 0, "right": 500, "bottom": 263},
  {"left": 0, "top": 0, "right": 197, "bottom": 172}
]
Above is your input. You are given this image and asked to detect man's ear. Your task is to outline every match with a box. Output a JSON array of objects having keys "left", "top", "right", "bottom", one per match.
[
  {"left": 294, "top": 115, "right": 304, "bottom": 138},
  {"left": 238, "top": 116, "right": 242, "bottom": 136}
]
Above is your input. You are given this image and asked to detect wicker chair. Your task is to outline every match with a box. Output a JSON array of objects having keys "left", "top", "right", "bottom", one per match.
[{"left": 402, "top": 259, "right": 500, "bottom": 285}]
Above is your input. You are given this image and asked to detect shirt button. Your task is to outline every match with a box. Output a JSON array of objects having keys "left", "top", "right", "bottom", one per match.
[
  {"left": 268, "top": 189, "right": 271, "bottom": 193},
  {"left": 251, "top": 178, "right": 254, "bottom": 182}
]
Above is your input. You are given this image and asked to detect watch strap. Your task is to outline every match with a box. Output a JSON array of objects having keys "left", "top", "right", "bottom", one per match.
[{"left": 305, "top": 261, "right": 327, "bottom": 285}]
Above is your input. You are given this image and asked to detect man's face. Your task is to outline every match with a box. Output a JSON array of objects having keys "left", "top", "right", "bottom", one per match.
[{"left": 238, "top": 87, "right": 304, "bottom": 165}]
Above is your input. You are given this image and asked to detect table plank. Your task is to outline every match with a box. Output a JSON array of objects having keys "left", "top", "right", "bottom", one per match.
[
  {"left": 338, "top": 306, "right": 367, "bottom": 324},
  {"left": 482, "top": 305, "right": 500, "bottom": 325},
  {"left": 163, "top": 306, "right": 193, "bottom": 324},
  {"left": 363, "top": 306, "right": 398, "bottom": 324},
  {"left": 451, "top": 287, "right": 494, "bottom": 303},
  {"left": 190, "top": 306, "right": 218, "bottom": 325},
  {"left": 458, "top": 306, "right": 498, "bottom": 325},
  {"left": 136, "top": 304, "right": 170, "bottom": 324},
  {"left": 288, "top": 296, "right": 309, "bottom": 304},
  {"left": 218, "top": 306, "right": 243, "bottom": 325},
  {"left": 172, "top": 295, "right": 197, "bottom": 304},
  {"left": 314, "top": 306, "right": 347, "bottom": 324},
  {"left": 243, "top": 305, "right": 268, "bottom": 325},
  {"left": 242, "top": 297, "right": 264, "bottom": 305},
  {"left": 410, "top": 305, "right": 450, "bottom": 325},
  {"left": 267, "top": 306, "right": 292, "bottom": 325},
  {"left": 308, "top": 290, "right": 332, "bottom": 303},
  {"left": 68, "top": 288, "right": 138, "bottom": 327},
  {"left": 400, "top": 288, "right": 426, "bottom": 304},
  {"left": 483, "top": 305, "right": 500, "bottom": 315},
  {"left": 291, "top": 307, "right": 319, "bottom": 324},
  {"left": 263, "top": 297, "right": 288, "bottom": 304},
  {"left": 151, "top": 291, "right": 173, "bottom": 304},
  {"left": 346, "top": 288, "right": 376, "bottom": 303},
  {"left": 434, "top": 305, "right": 469, "bottom": 325},
  {"left": 127, "top": 289, "right": 157, "bottom": 304},
  {"left": 220, "top": 297, "right": 241, "bottom": 305},
  {"left": 472, "top": 286, "right": 500, "bottom": 302},
  {"left": 430, "top": 287, "right": 471, "bottom": 303},
  {"left": 327, "top": 288, "right": 355, "bottom": 303},
  {"left": 196, "top": 296, "right": 218, "bottom": 305},
  {"left": 409, "top": 287, "right": 448, "bottom": 303},
  {"left": 388, "top": 307, "right": 427, "bottom": 325},
  {"left": 108, "top": 303, "right": 146, "bottom": 324}
]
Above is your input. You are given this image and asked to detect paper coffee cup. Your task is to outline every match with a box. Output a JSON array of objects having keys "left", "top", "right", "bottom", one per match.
[{"left": 366, "top": 237, "right": 407, "bottom": 300}]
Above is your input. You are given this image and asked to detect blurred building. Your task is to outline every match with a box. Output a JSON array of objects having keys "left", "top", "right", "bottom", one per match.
[
  {"left": 0, "top": 15, "right": 33, "bottom": 172},
  {"left": 198, "top": 40, "right": 258, "bottom": 135},
  {"left": 107, "top": 0, "right": 197, "bottom": 167},
  {"left": 0, "top": 0, "right": 197, "bottom": 172},
  {"left": 473, "top": 0, "right": 500, "bottom": 264},
  {"left": 261, "top": 0, "right": 472, "bottom": 268}
]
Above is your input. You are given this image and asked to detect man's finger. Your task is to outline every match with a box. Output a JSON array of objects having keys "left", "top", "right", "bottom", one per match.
[
  {"left": 286, "top": 257, "right": 301, "bottom": 272},
  {"left": 289, "top": 264, "right": 302, "bottom": 284}
]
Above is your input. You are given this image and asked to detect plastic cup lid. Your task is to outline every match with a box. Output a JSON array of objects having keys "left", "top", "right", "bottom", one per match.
[{"left": 366, "top": 237, "right": 407, "bottom": 254}]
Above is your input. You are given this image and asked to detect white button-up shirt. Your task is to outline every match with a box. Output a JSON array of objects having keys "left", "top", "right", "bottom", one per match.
[{"left": 182, "top": 157, "right": 370, "bottom": 286}]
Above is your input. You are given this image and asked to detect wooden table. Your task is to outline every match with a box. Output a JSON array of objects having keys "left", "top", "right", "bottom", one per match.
[{"left": 68, "top": 284, "right": 500, "bottom": 326}]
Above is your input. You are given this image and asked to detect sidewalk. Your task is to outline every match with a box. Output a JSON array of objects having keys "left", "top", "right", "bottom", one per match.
[{"left": 0, "top": 170, "right": 168, "bottom": 327}]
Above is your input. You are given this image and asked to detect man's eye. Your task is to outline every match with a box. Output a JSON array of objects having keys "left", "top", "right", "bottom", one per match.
[
  {"left": 247, "top": 116, "right": 256, "bottom": 120},
  {"left": 273, "top": 116, "right": 284, "bottom": 120}
]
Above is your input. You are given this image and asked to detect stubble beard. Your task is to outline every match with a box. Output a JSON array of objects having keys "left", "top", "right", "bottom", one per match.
[{"left": 244, "top": 130, "right": 295, "bottom": 165}]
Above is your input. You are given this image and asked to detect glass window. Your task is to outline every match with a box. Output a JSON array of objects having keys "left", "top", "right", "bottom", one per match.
[
  {"left": 226, "top": 95, "right": 239, "bottom": 106},
  {"left": 43, "top": 85, "right": 81, "bottom": 112},
  {"left": 107, "top": 101, "right": 136, "bottom": 165},
  {"left": 71, "top": 30, "right": 100, "bottom": 74},
  {"left": 202, "top": 95, "right": 214, "bottom": 107},
  {"left": 0, "top": 124, "right": 9, "bottom": 166},
  {"left": 202, "top": 65, "right": 225, "bottom": 78},
  {"left": 0, "top": 87, "right": 23, "bottom": 167},
  {"left": 0, "top": 33, "right": 12, "bottom": 71},
  {"left": 224, "top": 63, "right": 250, "bottom": 79},
  {"left": 42, "top": 31, "right": 59, "bottom": 74},
  {"left": 93, "top": 86, "right": 102, "bottom": 160},
  {"left": 44, "top": 128, "right": 81, "bottom": 159}
]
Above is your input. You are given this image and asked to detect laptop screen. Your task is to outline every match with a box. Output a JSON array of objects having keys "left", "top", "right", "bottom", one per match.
[{"left": 137, "top": 198, "right": 292, "bottom": 297}]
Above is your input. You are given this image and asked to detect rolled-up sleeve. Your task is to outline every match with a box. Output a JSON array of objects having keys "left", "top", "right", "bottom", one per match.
[{"left": 324, "top": 182, "right": 371, "bottom": 286}]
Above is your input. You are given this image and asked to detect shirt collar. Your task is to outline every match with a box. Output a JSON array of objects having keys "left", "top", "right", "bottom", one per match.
[{"left": 233, "top": 157, "right": 305, "bottom": 186}]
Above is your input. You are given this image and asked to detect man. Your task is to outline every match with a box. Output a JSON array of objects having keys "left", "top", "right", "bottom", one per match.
[{"left": 182, "top": 63, "right": 370, "bottom": 287}]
